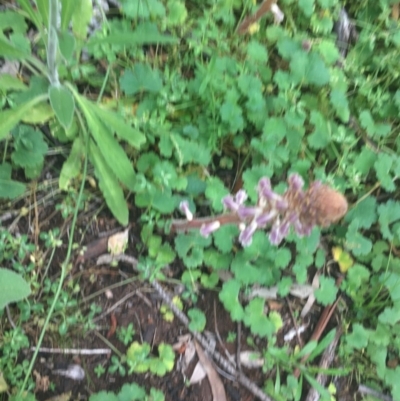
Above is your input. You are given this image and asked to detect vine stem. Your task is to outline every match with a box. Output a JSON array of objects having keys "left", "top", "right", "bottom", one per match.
[{"left": 19, "top": 114, "right": 89, "bottom": 395}]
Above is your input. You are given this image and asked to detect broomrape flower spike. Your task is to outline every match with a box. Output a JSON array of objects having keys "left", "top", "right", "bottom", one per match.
[{"left": 175, "top": 174, "right": 348, "bottom": 247}]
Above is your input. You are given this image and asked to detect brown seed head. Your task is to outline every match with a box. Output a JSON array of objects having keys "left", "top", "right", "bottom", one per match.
[{"left": 306, "top": 182, "right": 348, "bottom": 227}]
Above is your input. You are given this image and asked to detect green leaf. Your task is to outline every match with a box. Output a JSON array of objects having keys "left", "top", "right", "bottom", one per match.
[
  {"left": 72, "top": 0, "right": 92, "bottom": 39},
  {"left": 243, "top": 298, "right": 276, "bottom": 338},
  {"left": 314, "top": 276, "right": 338, "bottom": 306},
  {"left": 247, "top": 40, "right": 268, "bottom": 63},
  {"left": 188, "top": 308, "right": 206, "bottom": 332},
  {"left": 89, "top": 141, "right": 128, "bottom": 226},
  {"left": 58, "top": 30, "right": 76, "bottom": 61},
  {"left": 345, "top": 220, "right": 373, "bottom": 257},
  {"left": 0, "top": 10, "right": 28, "bottom": 33},
  {"left": 17, "top": 0, "right": 43, "bottom": 32},
  {"left": 12, "top": 125, "right": 48, "bottom": 169},
  {"left": 121, "top": 0, "right": 165, "bottom": 19},
  {"left": 374, "top": 153, "right": 396, "bottom": 192},
  {"left": 75, "top": 94, "right": 136, "bottom": 191},
  {"left": 0, "top": 163, "right": 26, "bottom": 200},
  {"left": 378, "top": 307, "right": 400, "bottom": 326},
  {"left": 377, "top": 200, "right": 400, "bottom": 240},
  {"left": 306, "top": 53, "right": 330, "bottom": 86},
  {"left": 167, "top": 0, "right": 188, "bottom": 26},
  {"left": 60, "top": 0, "right": 79, "bottom": 30},
  {"left": 175, "top": 232, "right": 211, "bottom": 268},
  {"left": 344, "top": 196, "right": 377, "bottom": 229},
  {"left": 275, "top": 248, "right": 292, "bottom": 269},
  {"left": 0, "top": 268, "right": 31, "bottom": 310},
  {"left": 49, "top": 85, "right": 75, "bottom": 130},
  {"left": 316, "top": 40, "right": 340, "bottom": 65},
  {"left": 59, "top": 136, "right": 84, "bottom": 190},
  {"left": 346, "top": 323, "right": 370, "bottom": 350},
  {"left": 308, "top": 329, "right": 336, "bottom": 361},
  {"left": 0, "top": 95, "right": 47, "bottom": 140},
  {"left": 117, "top": 383, "right": 146, "bottom": 401},
  {"left": 213, "top": 225, "right": 238, "bottom": 253},
  {"left": 330, "top": 89, "right": 349, "bottom": 123},
  {"left": 90, "top": 105, "right": 146, "bottom": 149},
  {"left": 354, "top": 147, "right": 377, "bottom": 175},
  {"left": 0, "top": 74, "right": 27, "bottom": 92},
  {"left": 299, "top": 0, "right": 315, "bottom": 17},
  {"left": 205, "top": 177, "right": 229, "bottom": 212},
  {"left": 307, "top": 110, "right": 330, "bottom": 149},
  {"left": 120, "top": 63, "right": 163, "bottom": 95},
  {"left": 35, "top": 0, "right": 49, "bottom": 28},
  {"left": 88, "top": 22, "right": 178, "bottom": 47},
  {"left": 219, "top": 280, "right": 244, "bottom": 321},
  {"left": 170, "top": 134, "right": 211, "bottom": 166}
]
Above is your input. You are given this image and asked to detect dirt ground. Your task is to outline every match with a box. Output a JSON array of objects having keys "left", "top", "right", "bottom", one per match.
[{"left": 2, "top": 188, "right": 355, "bottom": 401}]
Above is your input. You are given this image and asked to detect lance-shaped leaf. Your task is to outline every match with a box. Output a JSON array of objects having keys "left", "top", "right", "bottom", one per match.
[
  {"left": 59, "top": 136, "right": 84, "bottom": 190},
  {"left": 75, "top": 94, "right": 136, "bottom": 191},
  {"left": 49, "top": 84, "right": 75, "bottom": 130},
  {"left": 89, "top": 103, "right": 146, "bottom": 149},
  {"left": 89, "top": 141, "right": 129, "bottom": 226}
]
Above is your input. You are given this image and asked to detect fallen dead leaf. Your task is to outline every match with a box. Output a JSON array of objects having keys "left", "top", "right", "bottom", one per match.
[
  {"left": 33, "top": 370, "right": 50, "bottom": 392},
  {"left": 239, "top": 351, "right": 264, "bottom": 368},
  {"left": 173, "top": 334, "right": 196, "bottom": 373},
  {"left": 189, "top": 359, "right": 207, "bottom": 384},
  {"left": 301, "top": 273, "right": 319, "bottom": 318},
  {"left": 108, "top": 228, "right": 129, "bottom": 255},
  {"left": 194, "top": 341, "right": 227, "bottom": 401}
]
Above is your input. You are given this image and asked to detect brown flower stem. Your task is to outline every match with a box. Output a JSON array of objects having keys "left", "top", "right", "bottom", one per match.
[
  {"left": 237, "top": 0, "right": 277, "bottom": 34},
  {"left": 170, "top": 212, "right": 242, "bottom": 233}
]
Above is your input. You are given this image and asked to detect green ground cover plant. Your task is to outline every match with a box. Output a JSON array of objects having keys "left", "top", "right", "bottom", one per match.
[{"left": 1, "top": 0, "right": 400, "bottom": 400}]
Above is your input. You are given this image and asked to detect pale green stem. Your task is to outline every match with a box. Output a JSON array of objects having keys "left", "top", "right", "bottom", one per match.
[
  {"left": 19, "top": 114, "right": 89, "bottom": 395},
  {"left": 47, "top": 0, "right": 60, "bottom": 86}
]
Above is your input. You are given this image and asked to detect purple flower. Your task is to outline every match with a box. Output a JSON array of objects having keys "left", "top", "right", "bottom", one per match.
[
  {"left": 288, "top": 173, "right": 304, "bottom": 191},
  {"left": 235, "top": 189, "right": 248, "bottom": 204},
  {"left": 179, "top": 200, "right": 193, "bottom": 221},
  {"left": 238, "top": 220, "right": 258, "bottom": 247},
  {"left": 269, "top": 219, "right": 285, "bottom": 245},
  {"left": 200, "top": 221, "right": 221, "bottom": 237},
  {"left": 222, "top": 195, "right": 239, "bottom": 211},
  {"left": 237, "top": 206, "right": 262, "bottom": 221},
  {"left": 255, "top": 210, "right": 277, "bottom": 227}
]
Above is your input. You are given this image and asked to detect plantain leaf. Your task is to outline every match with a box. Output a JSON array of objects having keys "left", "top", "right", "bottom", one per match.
[
  {"left": 49, "top": 85, "right": 75, "bottom": 129},
  {"left": 89, "top": 141, "right": 128, "bottom": 225},
  {"left": 59, "top": 136, "right": 84, "bottom": 190},
  {"left": 35, "top": 0, "right": 49, "bottom": 28},
  {"left": 0, "top": 95, "right": 47, "bottom": 140},
  {"left": 0, "top": 268, "right": 31, "bottom": 310},
  {"left": 60, "top": 0, "right": 79, "bottom": 30},
  {"left": 89, "top": 104, "right": 146, "bottom": 149},
  {"left": 17, "top": 0, "right": 43, "bottom": 32},
  {"left": 74, "top": 94, "right": 136, "bottom": 191},
  {"left": 72, "top": 0, "right": 92, "bottom": 39},
  {"left": 87, "top": 22, "right": 178, "bottom": 47}
]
